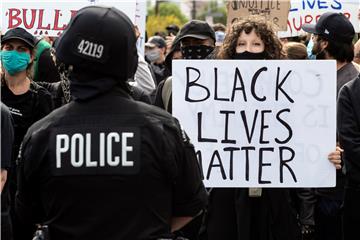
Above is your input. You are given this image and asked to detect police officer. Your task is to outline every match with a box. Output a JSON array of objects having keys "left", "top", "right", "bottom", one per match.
[{"left": 15, "top": 6, "right": 207, "bottom": 240}]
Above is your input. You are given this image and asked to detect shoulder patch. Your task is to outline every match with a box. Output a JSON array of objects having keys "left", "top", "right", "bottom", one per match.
[{"left": 73, "top": 35, "right": 108, "bottom": 63}]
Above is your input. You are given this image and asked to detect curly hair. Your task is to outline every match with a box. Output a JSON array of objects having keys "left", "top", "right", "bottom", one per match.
[{"left": 217, "top": 17, "right": 284, "bottom": 60}]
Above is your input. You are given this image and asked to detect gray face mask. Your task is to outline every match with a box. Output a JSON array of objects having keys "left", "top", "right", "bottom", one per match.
[{"left": 145, "top": 50, "right": 161, "bottom": 62}]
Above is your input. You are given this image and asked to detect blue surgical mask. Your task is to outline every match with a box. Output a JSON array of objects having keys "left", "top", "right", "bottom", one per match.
[
  {"left": 0, "top": 50, "right": 31, "bottom": 75},
  {"left": 307, "top": 38, "right": 316, "bottom": 60}
]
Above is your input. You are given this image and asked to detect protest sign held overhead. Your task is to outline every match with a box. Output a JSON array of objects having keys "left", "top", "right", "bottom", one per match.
[
  {"left": 173, "top": 60, "right": 337, "bottom": 188},
  {"left": 227, "top": 0, "right": 291, "bottom": 31}
]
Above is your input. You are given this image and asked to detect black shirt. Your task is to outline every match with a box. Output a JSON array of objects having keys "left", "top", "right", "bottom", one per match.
[
  {"left": 15, "top": 90, "right": 207, "bottom": 240},
  {"left": 1, "top": 81, "right": 53, "bottom": 154},
  {"left": 1, "top": 102, "right": 14, "bottom": 170}
]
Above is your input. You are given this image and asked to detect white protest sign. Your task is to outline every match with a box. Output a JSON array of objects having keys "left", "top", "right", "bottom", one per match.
[
  {"left": 173, "top": 60, "right": 337, "bottom": 188},
  {"left": 135, "top": 0, "right": 147, "bottom": 55},
  {"left": 1, "top": 0, "right": 140, "bottom": 37},
  {"left": 278, "top": 0, "right": 359, "bottom": 37}
]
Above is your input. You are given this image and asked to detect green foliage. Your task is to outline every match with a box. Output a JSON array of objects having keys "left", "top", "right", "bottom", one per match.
[
  {"left": 146, "top": 2, "right": 188, "bottom": 37},
  {"left": 146, "top": 15, "right": 183, "bottom": 37},
  {"left": 148, "top": 2, "right": 188, "bottom": 24}
]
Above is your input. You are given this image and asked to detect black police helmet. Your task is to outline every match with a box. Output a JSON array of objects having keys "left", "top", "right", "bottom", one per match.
[{"left": 55, "top": 6, "right": 138, "bottom": 81}]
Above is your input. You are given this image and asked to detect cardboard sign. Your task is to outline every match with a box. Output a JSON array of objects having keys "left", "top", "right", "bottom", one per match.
[
  {"left": 1, "top": 0, "right": 140, "bottom": 37},
  {"left": 278, "top": 0, "right": 359, "bottom": 38},
  {"left": 172, "top": 60, "right": 337, "bottom": 188},
  {"left": 227, "top": 0, "right": 291, "bottom": 31}
]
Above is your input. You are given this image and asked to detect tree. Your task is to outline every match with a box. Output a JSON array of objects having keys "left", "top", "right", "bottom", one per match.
[
  {"left": 146, "top": 15, "right": 183, "bottom": 37},
  {"left": 147, "top": 2, "right": 188, "bottom": 37},
  {"left": 148, "top": 2, "right": 188, "bottom": 23}
]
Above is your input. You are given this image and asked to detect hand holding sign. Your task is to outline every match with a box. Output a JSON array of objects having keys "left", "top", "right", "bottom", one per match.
[{"left": 173, "top": 59, "right": 337, "bottom": 188}]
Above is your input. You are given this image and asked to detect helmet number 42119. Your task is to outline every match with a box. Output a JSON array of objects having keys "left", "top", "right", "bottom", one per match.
[{"left": 77, "top": 39, "right": 104, "bottom": 59}]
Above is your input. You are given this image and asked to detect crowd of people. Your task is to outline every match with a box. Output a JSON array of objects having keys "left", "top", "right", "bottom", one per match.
[{"left": 1, "top": 5, "right": 360, "bottom": 240}]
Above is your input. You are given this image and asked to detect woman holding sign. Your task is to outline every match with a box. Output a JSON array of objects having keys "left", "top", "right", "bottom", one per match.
[{"left": 203, "top": 17, "right": 342, "bottom": 240}]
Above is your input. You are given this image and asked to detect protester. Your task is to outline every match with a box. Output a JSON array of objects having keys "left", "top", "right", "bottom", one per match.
[
  {"left": 301, "top": 12, "right": 358, "bottom": 240},
  {"left": 0, "top": 27, "right": 54, "bottom": 240},
  {"left": 145, "top": 35, "right": 170, "bottom": 85},
  {"left": 1, "top": 103, "right": 15, "bottom": 240},
  {"left": 0, "top": 27, "right": 54, "bottom": 153},
  {"left": 32, "top": 37, "right": 60, "bottom": 83},
  {"left": 15, "top": 6, "right": 207, "bottom": 240},
  {"left": 199, "top": 16, "right": 343, "bottom": 240},
  {"left": 302, "top": 12, "right": 358, "bottom": 93},
  {"left": 153, "top": 20, "right": 216, "bottom": 113},
  {"left": 212, "top": 23, "right": 226, "bottom": 47},
  {"left": 337, "top": 72, "right": 360, "bottom": 240}
]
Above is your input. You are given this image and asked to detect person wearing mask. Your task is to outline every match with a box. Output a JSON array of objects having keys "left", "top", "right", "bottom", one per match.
[
  {"left": 153, "top": 20, "right": 216, "bottom": 113},
  {"left": 0, "top": 28, "right": 53, "bottom": 230},
  {"left": 0, "top": 27, "right": 53, "bottom": 154},
  {"left": 201, "top": 16, "right": 343, "bottom": 240},
  {"left": 1, "top": 103, "right": 15, "bottom": 240},
  {"left": 145, "top": 36, "right": 169, "bottom": 85},
  {"left": 337, "top": 72, "right": 360, "bottom": 240},
  {"left": 301, "top": 12, "right": 358, "bottom": 240},
  {"left": 212, "top": 23, "right": 226, "bottom": 47},
  {"left": 15, "top": 6, "right": 207, "bottom": 240},
  {"left": 302, "top": 12, "right": 358, "bottom": 94}
]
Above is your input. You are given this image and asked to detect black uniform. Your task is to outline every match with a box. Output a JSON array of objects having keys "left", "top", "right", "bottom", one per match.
[
  {"left": 16, "top": 88, "right": 207, "bottom": 240},
  {"left": 15, "top": 6, "right": 207, "bottom": 240},
  {"left": 337, "top": 73, "right": 360, "bottom": 240}
]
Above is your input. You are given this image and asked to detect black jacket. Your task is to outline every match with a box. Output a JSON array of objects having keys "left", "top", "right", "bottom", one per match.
[
  {"left": 338, "top": 73, "right": 360, "bottom": 185},
  {"left": 15, "top": 89, "right": 207, "bottom": 240}
]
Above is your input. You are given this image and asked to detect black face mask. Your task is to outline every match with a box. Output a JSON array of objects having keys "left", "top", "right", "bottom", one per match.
[
  {"left": 233, "top": 51, "right": 266, "bottom": 60},
  {"left": 181, "top": 45, "right": 214, "bottom": 59}
]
